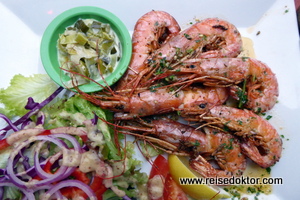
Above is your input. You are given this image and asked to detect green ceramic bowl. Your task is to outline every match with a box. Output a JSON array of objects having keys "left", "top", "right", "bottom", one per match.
[{"left": 40, "top": 6, "right": 131, "bottom": 93}]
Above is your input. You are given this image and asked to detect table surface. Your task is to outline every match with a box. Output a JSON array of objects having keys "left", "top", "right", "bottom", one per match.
[{"left": 295, "top": 0, "right": 300, "bottom": 33}]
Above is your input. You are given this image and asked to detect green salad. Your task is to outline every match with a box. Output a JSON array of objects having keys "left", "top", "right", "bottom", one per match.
[{"left": 0, "top": 74, "right": 147, "bottom": 199}]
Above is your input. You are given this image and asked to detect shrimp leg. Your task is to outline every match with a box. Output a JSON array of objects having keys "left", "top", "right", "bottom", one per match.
[{"left": 119, "top": 118, "right": 247, "bottom": 178}]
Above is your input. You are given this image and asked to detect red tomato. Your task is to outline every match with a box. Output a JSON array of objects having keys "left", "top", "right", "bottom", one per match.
[
  {"left": 60, "top": 170, "right": 106, "bottom": 200},
  {"left": 149, "top": 155, "right": 169, "bottom": 179},
  {"left": 163, "top": 173, "right": 188, "bottom": 200},
  {"left": 90, "top": 175, "right": 107, "bottom": 200},
  {"left": 148, "top": 155, "right": 169, "bottom": 200},
  {"left": 148, "top": 155, "right": 188, "bottom": 200}
]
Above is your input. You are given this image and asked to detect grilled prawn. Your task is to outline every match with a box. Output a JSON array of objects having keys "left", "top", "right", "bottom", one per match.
[
  {"left": 162, "top": 57, "right": 279, "bottom": 113},
  {"left": 147, "top": 17, "right": 242, "bottom": 66},
  {"left": 79, "top": 86, "right": 228, "bottom": 120},
  {"left": 116, "top": 10, "right": 181, "bottom": 90},
  {"left": 182, "top": 105, "right": 282, "bottom": 168},
  {"left": 119, "top": 118, "right": 246, "bottom": 178}
]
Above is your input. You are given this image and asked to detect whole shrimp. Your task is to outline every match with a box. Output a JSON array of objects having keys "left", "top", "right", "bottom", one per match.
[
  {"left": 164, "top": 57, "right": 279, "bottom": 113},
  {"left": 145, "top": 18, "right": 242, "bottom": 67},
  {"left": 80, "top": 86, "right": 228, "bottom": 120},
  {"left": 182, "top": 105, "right": 282, "bottom": 168},
  {"left": 116, "top": 10, "right": 181, "bottom": 90},
  {"left": 119, "top": 118, "right": 246, "bottom": 178}
]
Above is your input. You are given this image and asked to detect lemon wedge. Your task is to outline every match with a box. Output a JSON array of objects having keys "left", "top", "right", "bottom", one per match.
[{"left": 168, "top": 154, "right": 231, "bottom": 200}]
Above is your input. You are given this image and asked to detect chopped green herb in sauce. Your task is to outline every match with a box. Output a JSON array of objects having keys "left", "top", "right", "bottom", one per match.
[{"left": 57, "top": 19, "right": 121, "bottom": 87}]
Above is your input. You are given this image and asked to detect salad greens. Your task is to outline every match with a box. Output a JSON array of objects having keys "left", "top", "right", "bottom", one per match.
[
  {"left": 0, "top": 74, "right": 59, "bottom": 117},
  {"left": 0, "top": 73, "right": 148, "bottom": 199}
]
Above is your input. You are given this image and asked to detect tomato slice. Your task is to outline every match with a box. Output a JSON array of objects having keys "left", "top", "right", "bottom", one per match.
[
  {"left": 149, "top": 155, "right": 169, "bottom": 179},
  {"left": 148, "top": 155, "right": 188, "bottom": 200},
  {"left": 90, "top": 175, "right": 107, "bottom": 200},
  {"left": 163, "top": 173, "right": 188, "bottom": 200},
  {"left": 0, "top": 139, "right": 10, "bottom": 150}
]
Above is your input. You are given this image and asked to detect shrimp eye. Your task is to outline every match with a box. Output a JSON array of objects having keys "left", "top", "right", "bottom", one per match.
[
  {"left": 115, "top": 104, "right": 125, "bottom": 110},
  {"left": 199, "top": 103, "right": 207, "bottom": 109},
  {"left": 189, "top": 64, "right": 196, "bottom": 68}
]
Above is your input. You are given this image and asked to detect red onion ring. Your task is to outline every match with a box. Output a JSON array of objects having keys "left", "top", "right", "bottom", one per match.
[
  {"left": 34, "top": 142, "right": 67, "bottom": 180},
  {"left": 7, "top": 135, "right": 74, "bottom": 189},
  {"left": 51, "top": 133, "right": 82, "bottom": 152},
  {"left": 41, "top": 179, "right": 97, "bottom": 200}
]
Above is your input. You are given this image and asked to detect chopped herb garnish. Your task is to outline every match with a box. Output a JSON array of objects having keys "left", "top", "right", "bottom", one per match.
[
  {"left": 186, "top": 49, "right": 194, "bottom": 54},
  {"left": 242, "top": 57, "right": 249, "bottom": 62},
  {"left": 237, "top": 80, "right": 248, "bottom": 108},
  {"left": 256, "top": 107, "right": 262, "bottom": 114},
  {"left": 184, "top": 33, "right": 192, "bottom": 40},
  {"left": 265, "top": 115, "right": 272, "bottom": 120},
  {"left": 223, "top": 125, "right": 230, "bottom": 132},
  {"left": 247, "top": 187, "right": 257, "bottom": 194},
  {"left": 159, "top": 57, "right": 167, "bottom": 67},
  {"left": 199, "top": 34, "right": 207, "bottom": 41},
  {"left": 149, "top": 84, "right": 163, "bottom": 92},
  {"left": 165, "top": 75, "right": 176, "bottom": 82},
  {"left": 193, "top": 140, "right": 200, "bottom": 146}
]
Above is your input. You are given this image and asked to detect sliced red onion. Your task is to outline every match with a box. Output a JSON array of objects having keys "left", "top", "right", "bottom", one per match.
[
  {"left": 123, "top": 195, "right": 132, "bottom": 200},
  {"left": 36, "top": 112, "right": 45, "bottom": 126},
  {"left": 51, "top": 133, "right": 82, "bottom": 152},
  {"left": 0, "top": 187, "right": 3, "bottom": 200},
  {"left": 34, "top": 184, "right": 64, "bottom": 199},
  {"left": 20, "top": 118, "right": 34, "bottom": 130},
  {"left": 57, "top": 166, "right": 77, "bottom": 182},
  {"left": 0, "top": 176, "right": 7, "bottom": 182},
  {"left": 34, "top": 154, "right": 76, "bottom": 183},
  {"left": 7, "top": 135, "right": 70, "bottom": 189},
  {"left": 19, "top": 150, "right": 31, "bottom": 171},
  {"left": 34, "top": 133, "right": 82, "bottom": 179},
  {"left": 25, "top": 97, "right": 39, "bottom": 110},
  {"left": 16, "top": 161, "right": 46, "bottom": 179},
  {"left": 0, "top": 113, "right": 19, "bottom": 134},
  {"left": 34, "top": 141, "right": 62, "bottom": 179},
  {"left": 1, "top": 87, "right": 64, "bottom": 134},
  {"left": 41, "top": 180, "right": 97, "bottom": 200},
  {"left": 91, "top": 113, "right": 98, "bottom": 125},
  {"left": 0, "top": 168, "right": 5, "bottom": 175}
]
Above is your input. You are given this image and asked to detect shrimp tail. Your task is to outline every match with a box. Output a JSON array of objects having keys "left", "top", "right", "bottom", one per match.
[{"left": 240, "top": 139, "right": 282, "bottom": 168}]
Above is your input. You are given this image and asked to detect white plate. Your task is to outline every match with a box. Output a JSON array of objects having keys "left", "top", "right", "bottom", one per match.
[{"left": 0, "top": 0, "right": 300, "bottom": 199}]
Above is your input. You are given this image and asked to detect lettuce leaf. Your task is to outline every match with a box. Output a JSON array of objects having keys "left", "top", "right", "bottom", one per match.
[
  {"left": 41, "top": 95, "right": 121, "bottom": 160},
  {"left": 0, "top": 74, "right": 59, "bottom": 117}
]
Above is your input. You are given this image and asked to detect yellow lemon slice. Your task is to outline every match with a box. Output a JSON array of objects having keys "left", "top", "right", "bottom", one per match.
[{"left": 168, "top": 154, "right": 231, "bottom": 200}]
